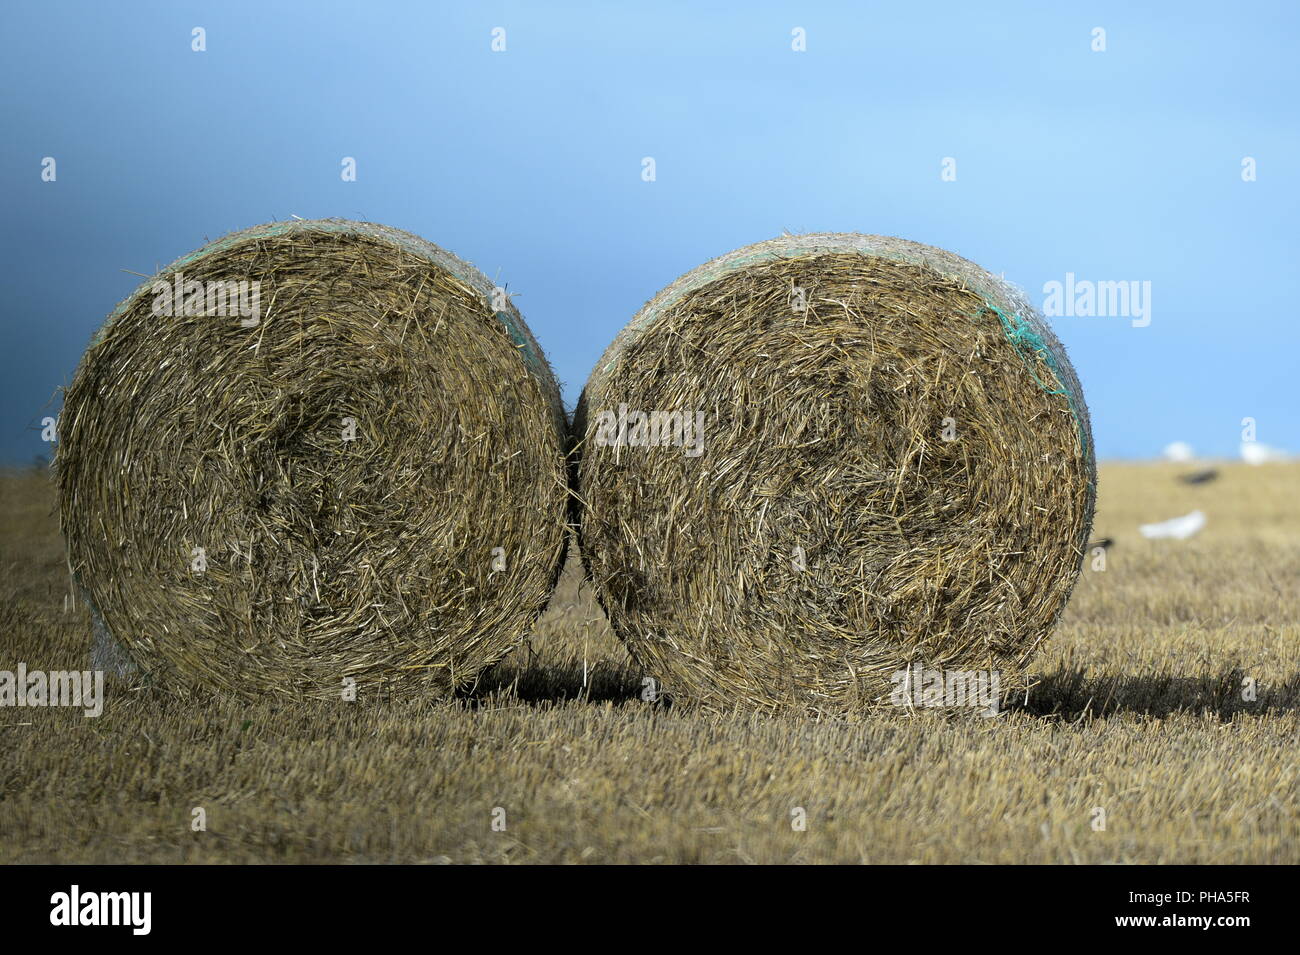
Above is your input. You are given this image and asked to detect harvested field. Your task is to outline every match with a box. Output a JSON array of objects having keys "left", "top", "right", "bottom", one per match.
[{"left": 1, "top": 461, "right": 1297, "bottom": 863}]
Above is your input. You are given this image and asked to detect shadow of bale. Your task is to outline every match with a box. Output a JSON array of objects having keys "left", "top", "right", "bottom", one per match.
[
  {"left": 1014, "top": 665, "right": 1300, "bottom": 721},
  {"left": 456, "top": 658, "right": 649, "bottom": 708}
]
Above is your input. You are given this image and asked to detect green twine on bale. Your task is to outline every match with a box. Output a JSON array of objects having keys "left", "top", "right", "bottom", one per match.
[{"left": 979, "top": 303, "right": 1091, "bottom": 466}]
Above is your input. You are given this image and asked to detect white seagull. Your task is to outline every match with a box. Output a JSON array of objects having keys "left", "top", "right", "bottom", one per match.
[
  {"left": 1139, "top": 510, "right": 1206, "bottom": 540},
  {"left": 1240, "top": 441, "right": 1289, "bottom": 465}
]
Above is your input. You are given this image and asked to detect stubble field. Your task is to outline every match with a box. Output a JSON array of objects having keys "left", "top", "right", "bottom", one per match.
[{"left": 1, "top": 461, "right": 1296, "bottom": 863}]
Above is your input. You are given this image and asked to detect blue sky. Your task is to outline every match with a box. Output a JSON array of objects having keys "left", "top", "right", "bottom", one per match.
[{"left": 2, "top": 0, "right": 1296, "bottom": 463}]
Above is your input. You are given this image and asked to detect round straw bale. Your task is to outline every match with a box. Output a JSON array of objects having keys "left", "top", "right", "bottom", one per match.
[
  {"left": 574, "top": 234, "right": 1095, "bottom": 713},
  {"left": 57, "top": 220, "right": 568, "bottom": 700}
]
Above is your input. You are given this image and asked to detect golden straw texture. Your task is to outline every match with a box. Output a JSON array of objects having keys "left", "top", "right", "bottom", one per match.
[
  {"left": 58, "top": 220, "right": 568, "bottom": 700},
  {"left": 574, "top": 234, "right": 1095, "bottom": 714}
]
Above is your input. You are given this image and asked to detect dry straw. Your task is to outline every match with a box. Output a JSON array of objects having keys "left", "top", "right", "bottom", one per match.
[
  {"left": 58, "top": 219, "right": 568, "bottom": 700},
  {"left": 574, "top": 234, "right": 1096, "bottom": 714}
]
